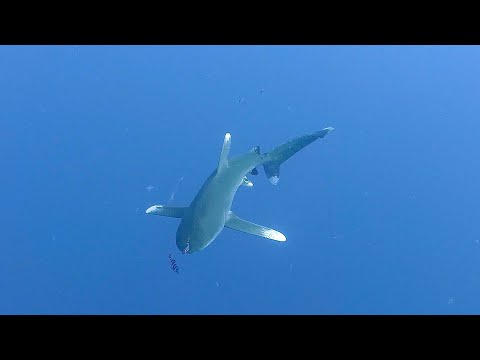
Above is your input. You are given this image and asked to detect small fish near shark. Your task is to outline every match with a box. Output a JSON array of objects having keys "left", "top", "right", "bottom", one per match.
[{"left": 146, "top": 127, "right": 334, "bottom": 254}]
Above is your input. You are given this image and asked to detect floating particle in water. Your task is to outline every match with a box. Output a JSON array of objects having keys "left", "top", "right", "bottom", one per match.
[
  {"left": 259, "top": 89, "right": 264, "bottom": 95},
  {"left": 168, "top": 176, "right": 184, "bottom": 204},
  {"left": 146, "top": 185, "right": 157, "bottom": 192},
  {"left": 447, "top": 297, "right": 455, "bottom": 305}
]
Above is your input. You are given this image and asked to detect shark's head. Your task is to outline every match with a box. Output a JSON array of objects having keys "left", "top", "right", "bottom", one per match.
[
  {"left": 176, "top": 223, "right": 212, "bottom": 254},
  {"left": 176, "top": 232, "right": 191, "bottom": 254},
  {"left": 176, "top": 224, "right": 198, "bottom": 254}
]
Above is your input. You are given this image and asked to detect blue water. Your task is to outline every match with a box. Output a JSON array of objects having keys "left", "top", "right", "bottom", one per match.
[{"left": 1, "top": 45, "right": 479, "bottom": 314}]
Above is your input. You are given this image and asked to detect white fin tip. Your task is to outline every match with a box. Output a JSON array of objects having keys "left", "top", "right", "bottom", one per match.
[
  {"left": 146, "top": 205, "right": 161, "bottom": 214},
  {"left": 263, "top": 228, "right": 286, "bottom": 242}
]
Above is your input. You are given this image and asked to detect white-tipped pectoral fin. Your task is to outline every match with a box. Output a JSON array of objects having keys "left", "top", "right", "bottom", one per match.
[
  {"left": 225, "top": 211, "right": 286, "bottom": 241},
  {"left": 145, "top": 205, "right": 186, "bottom": 218}
]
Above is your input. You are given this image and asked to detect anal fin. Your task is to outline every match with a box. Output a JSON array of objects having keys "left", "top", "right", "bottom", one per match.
[
  {"left": 225, "top": 211, "right": 286, "bottom": 241},
  {"left": 146, "top": 205, "right": 186, "bottom": 218}
]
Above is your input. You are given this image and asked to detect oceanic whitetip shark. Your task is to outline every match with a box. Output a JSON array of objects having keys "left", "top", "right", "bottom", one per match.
[{"left": 146, "top": 127, "right": 334, "bottom": 254}]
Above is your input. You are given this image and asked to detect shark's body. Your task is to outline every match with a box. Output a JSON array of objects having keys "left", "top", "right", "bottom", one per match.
[{"left": 146, "top": 127, "right": 333, "bottom": 254}]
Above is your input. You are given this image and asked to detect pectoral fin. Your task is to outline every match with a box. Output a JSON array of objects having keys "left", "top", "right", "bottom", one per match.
[
  {"left": 225, "top": 211, "right": 286, "bottom": 241},
  {"left": 146, "top": 205, "right": 186, "bottom": 218}
]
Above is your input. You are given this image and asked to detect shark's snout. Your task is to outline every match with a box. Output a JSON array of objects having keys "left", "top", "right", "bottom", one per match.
[{"left": 181, "top": 241, "right": 190, "bottom": 254}]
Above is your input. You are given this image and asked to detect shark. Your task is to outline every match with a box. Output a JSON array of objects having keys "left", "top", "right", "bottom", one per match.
[{"left": 146, "top": 127, "right": 334, "bottom": 254}]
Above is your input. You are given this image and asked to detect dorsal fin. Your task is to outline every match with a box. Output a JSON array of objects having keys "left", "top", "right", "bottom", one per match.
[{"left": 217, "top": 132, "right": 231, "bottom": 173}]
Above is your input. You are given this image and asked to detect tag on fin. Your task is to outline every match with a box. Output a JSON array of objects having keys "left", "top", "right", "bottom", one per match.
[
  {"left": 241, "top": 176, "right": 253, "bottom": 187},
  {"left": 251, "top": 146, "right": 261, "bottom": 155}
]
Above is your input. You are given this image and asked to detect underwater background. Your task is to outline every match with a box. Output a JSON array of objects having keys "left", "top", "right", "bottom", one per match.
[{"left": 1, "top": 45, "right": 479, "bottom": 314}]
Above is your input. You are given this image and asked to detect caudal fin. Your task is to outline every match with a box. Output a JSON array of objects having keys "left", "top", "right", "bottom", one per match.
[
  {"left": 263, "top": 162, "right": 281, "bottom": 185},
  {"left": 263, "top": 127, "right": 334, "bottom": 185}
]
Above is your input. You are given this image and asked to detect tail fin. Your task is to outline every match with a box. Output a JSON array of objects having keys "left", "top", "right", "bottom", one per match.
[
  {"left": 263, "top": 162, "right": 281, "bottom": 185},
  {"left": 263, "top": 127, "right": 334, "bottom": 185}
]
